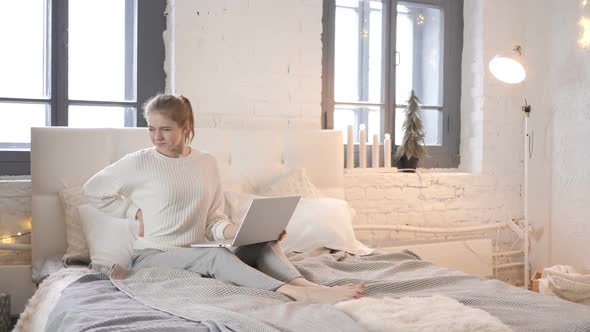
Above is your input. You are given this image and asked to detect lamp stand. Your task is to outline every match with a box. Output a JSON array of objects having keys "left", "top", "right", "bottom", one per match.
[{"left": 523, "top": 102, "right": 531, "bottom": 289}]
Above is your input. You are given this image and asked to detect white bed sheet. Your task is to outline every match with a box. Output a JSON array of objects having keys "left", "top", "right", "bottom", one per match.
[{"left": 13, "top": 266, "right": 92, "bottom": 332}]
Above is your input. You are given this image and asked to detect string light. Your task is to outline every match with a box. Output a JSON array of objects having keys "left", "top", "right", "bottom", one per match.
[
  {"left": 0, "top": 215, "right": 32, "bottom": 247},
  {"left": 580, "top": 17, "right": 590, "bottom": 48},
  {"left": 416, "top": 14, "right": 425, "bottom": 25},
  {"left": 0, "top": 231, "right": 31, "bottom": 241}
]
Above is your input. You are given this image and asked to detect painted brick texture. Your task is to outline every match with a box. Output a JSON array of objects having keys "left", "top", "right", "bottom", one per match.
[{"left": 169, "top": 0, "right": 322, "bottom": 130}]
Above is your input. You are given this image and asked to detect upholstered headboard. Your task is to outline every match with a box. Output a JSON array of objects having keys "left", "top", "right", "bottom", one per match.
[{"left": 31, "top": 127, "right": 343, "bottom": 265}]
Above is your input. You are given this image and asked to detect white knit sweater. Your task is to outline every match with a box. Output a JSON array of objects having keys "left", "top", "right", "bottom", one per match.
[{"left": 82, "top": 147, "right": 232, "bottom": 251}]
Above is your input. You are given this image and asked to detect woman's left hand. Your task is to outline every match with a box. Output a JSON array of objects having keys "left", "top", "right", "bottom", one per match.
[
  {"left": 277, "top": 230, "right": 287, "bottom": 242},
  {"left": 135, "top": 209, "right": 144, "bottom": 238}
]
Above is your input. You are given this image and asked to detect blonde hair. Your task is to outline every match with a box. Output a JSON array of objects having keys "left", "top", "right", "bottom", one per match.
[{"left": 143, "top": 94, "right": 195, "bottom": 144}]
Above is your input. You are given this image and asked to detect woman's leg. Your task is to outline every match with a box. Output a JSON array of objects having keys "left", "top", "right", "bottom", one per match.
[
  {"left": 234, "top": 242, "right": 365, "bottom": 292},
  {"left": 132, "top": 247, "right": 284, "bottom": 291},
  {"left": 133, "top": 247, "right": 365, "bottom": 303},
  {"left": 233, "top": 241, "right": 302, "bottom": 283}
]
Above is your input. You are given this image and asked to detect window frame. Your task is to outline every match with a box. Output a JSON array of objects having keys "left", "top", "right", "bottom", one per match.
[
  {"left": 0, "top": 0, "right": 166, "bottom": 175},
  {"left": 322, "top": 0, "right": 463, "bottom": 168}
]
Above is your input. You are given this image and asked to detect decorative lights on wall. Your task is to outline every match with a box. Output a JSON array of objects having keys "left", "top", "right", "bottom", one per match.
[
  {"left": 580, "top": 17, "right": 590, "bottom": 48},
  {"left": 0, "top": 216, "right": 32, "bottom": 246},
  {"left": 0, "top": 231, "right": 30, "bottom": 244}
]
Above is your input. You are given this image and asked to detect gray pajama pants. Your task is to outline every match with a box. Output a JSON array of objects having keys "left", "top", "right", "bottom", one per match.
[{"left": 131, "top": 242, "right": 302, "bottom": 291}]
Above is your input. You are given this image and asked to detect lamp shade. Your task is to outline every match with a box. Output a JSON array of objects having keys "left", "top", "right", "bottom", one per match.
[{"left": 488, "top": 56, "right": 526, "bottom": 84}]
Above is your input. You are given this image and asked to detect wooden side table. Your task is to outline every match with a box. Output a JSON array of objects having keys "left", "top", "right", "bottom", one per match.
[{"left": 0, "top": 293, "right": 9, "bottom": 332}]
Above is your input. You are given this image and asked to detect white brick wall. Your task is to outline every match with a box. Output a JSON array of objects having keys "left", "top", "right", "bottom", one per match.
[
  {"left": 460, "top": 0, "right": 526, "bottom": 180},
  {"left": 459, "top": 0, "right": 484, "bottom": 174},
  {"left": 167, "top": 0, "right": 322, "bottom": 130},
  {"left": 0, "top": 178, "right": 31, "bottom": 265},
  {"left": 344, "top": 171, "right": 521, "bottom": 245},
  {"left": 523, "top": 0, "right": 590, "bottom": 272},
  {"left": 449, "top": 0, "right": 590, "bottom": 274}
]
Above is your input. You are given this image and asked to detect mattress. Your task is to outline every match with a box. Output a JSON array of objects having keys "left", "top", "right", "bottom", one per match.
[{"left": 19, "top": 250, "right": 590, "bottom": 332}]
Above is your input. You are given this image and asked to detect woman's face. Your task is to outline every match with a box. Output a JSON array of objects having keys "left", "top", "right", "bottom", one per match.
[{"left": 147, "top": 112, "right": 188, "bottom": 157}]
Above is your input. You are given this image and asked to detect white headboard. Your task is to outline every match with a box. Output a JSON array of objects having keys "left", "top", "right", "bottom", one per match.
[{"left": 31, "top": 127, "right": 343, "bottom": 265}]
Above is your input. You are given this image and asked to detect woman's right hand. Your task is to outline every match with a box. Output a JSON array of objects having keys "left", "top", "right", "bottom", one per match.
[
  {"left": 135, "top": 209, "right": 144, "bottom": 237},
  {"left": 223, "top": 223, "right": 239, "bottom": 240}
]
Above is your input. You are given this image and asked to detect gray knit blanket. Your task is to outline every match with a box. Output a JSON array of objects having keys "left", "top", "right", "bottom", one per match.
[{"left": 46, "top": 250, "right": 590, "bottom": 331}]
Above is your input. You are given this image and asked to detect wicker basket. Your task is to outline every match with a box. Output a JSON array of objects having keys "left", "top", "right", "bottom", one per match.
[{"left": 0, "top": 293, "right": 9, "bottom": 332}]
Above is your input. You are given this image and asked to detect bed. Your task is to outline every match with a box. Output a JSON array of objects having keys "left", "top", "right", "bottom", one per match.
[{"left": 17, "top": 127, "right": 590, "bottom": 332}]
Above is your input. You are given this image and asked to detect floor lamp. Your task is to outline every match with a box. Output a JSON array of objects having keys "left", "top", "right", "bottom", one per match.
[{"left": 489, "top": 45, "right": 531, "bottom": 289}]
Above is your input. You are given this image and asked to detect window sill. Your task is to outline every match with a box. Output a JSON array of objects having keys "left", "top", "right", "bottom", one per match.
[
  {"left": 0, "top": 176, "right": 31, "bottom": 182},
  {"left": 344, "top": 168, "right": 465, "bottom": 175}
]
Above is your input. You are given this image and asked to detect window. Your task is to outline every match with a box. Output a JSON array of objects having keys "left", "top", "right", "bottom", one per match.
[
  {"left": 0, "top": 0, "right": 166, "bottom": 175},
  {"left": 322, "top": 0, "right": 463, "bottom": 168}
]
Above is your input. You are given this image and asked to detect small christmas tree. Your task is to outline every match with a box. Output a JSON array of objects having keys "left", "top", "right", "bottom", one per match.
[{"left": 395, "top": 90, "right": 427, "bottom": 169}]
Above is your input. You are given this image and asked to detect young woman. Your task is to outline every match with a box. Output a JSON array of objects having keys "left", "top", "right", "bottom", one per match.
[{"left": 83, "top": 94, "right": 364, "bottom": 303}]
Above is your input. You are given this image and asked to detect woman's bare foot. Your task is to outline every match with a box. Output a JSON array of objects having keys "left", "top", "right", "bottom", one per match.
[{"left": 276, "top": 282, "right": 365, "bottom": 304}]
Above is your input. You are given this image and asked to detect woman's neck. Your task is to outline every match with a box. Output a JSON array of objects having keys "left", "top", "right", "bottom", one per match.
[{"left": 157, "top": 145, "right": 191, "bottom": 158}]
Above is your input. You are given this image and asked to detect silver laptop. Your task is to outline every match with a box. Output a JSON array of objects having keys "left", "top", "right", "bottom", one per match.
[{"left": 190, "top": 196, "right": 301, "bottom": 248}]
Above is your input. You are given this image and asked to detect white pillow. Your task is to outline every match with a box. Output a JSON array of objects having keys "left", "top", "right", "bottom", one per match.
[
  {"left": 224, "top": 190, "right": 258, "bottom": 225},
  {"left": 224, "top": 191, "right": 374, "bottom": 255},
  {"left": 58, "top": 186, "right": 90, "bottom": 263},
  {"left": 76, "top": 204, "right": 138, "bottom": 268},
  {"left": 256, "top": 168, "right": 323, "bottom": 198}
]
